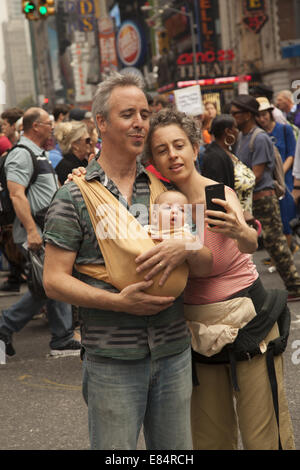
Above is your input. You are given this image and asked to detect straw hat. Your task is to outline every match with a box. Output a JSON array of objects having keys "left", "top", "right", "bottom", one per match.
[{"left": 256, "top": 97, "right": 274, "bottom": 112}]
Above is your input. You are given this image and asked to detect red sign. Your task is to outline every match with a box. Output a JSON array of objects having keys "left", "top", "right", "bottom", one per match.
[
  {"left": 243, "top": 0, "right": 268, "bottom": 33},
  {"left": 177, "top": 49, "right": 235, "bottom": 65}
]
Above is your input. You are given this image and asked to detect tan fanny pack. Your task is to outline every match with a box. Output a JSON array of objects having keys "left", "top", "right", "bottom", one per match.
[{"left": 184, "top": 297, "right": 257, "bottom": 357}]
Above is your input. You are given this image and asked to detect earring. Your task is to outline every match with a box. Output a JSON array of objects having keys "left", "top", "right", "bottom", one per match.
[{"left": 224, "top": 133, "right": 236, "bottom": 149}]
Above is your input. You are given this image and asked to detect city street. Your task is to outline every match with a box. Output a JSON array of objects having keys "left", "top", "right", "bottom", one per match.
[{"left": 0, "top": 247, "right": 299, "bottom": 451}]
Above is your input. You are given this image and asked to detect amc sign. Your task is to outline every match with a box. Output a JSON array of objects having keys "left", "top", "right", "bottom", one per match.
[{"left": 177, "top": 49, "right": 235, "bottom": 65}]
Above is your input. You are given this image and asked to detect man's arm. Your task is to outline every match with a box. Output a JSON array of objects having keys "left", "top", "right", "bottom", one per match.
[
  {"left": 7, "top": 180, "right": 42, "bottom": 251},
  {"left": 43, "top": 243, "right": 175, "bottom": 316},
  {"left": 252, "top": 163, "right": 266, "bottom": 183}
]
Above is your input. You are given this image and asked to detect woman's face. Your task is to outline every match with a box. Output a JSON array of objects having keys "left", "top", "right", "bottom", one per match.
[
  {"left": 71, "top": 133, "right": 92, "bottom": 160},
  {"left": 150, "top": 124, "right": 198, "bottom": 184},
  {"left": 256, "top": 110, "right": 272, "bottom": 130},
  {"left": 205, "top": 103, "right": 217, "bottom": 119}
]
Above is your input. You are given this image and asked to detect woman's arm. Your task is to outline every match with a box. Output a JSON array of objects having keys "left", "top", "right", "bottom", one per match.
[{"left": 135, "top": 236, "right": 213, "bottom": 285}]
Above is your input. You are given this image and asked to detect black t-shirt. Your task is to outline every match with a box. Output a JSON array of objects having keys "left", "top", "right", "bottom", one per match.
[{"left": 55, "top": 153, "right": 88, "bottom": 185}]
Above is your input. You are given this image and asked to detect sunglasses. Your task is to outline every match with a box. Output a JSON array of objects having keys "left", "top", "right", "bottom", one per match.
[
  {"left": 83, "top": 137, "right": 91, "bottom": 144},
  {"left": 230, "top": 110, "right": 246, "bottom": 117}
]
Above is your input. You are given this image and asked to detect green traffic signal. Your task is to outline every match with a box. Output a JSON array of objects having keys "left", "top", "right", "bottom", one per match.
[
  {"left": 39, "top": 6, "right": 48, "bottom": 15},
  {"left": 24, "top": 2, "right": 36, "bottom": 13}
]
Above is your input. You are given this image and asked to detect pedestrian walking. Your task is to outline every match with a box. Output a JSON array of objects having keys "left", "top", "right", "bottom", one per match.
[
  {"left": 0, "top": 107, "right": 81, "bottom": 358},
  {"left": 231, "top": 95, "right": 300, "bottom": 301}
]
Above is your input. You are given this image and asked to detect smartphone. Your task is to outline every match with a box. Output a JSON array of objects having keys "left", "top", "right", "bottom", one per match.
[{"left": 205, "top": 183, "right": 226, "bottom": 227}]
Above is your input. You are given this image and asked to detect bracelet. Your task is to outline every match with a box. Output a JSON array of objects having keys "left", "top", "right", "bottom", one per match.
[{"left": 294, "top": 186, "right": 300, "bottom": 190}]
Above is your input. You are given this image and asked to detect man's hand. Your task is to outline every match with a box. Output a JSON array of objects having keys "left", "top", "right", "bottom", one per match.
[
  {"left": 117, "top": 280, "right": 175, "bottom": 315},
  {"left": 27, "top": 228, "right": 43, "bottom": 251}
]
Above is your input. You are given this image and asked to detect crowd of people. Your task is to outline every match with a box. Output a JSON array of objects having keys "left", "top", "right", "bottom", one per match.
[{"left": 0, "top": 75, "right": 299, "bottom": 450}]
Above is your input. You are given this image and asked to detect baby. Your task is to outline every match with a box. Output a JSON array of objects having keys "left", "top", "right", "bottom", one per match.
[{"left": 144, "top": 190, "right": 191, "bottom": 238}]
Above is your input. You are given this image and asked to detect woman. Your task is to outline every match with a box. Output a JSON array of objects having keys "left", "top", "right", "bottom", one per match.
[
  {"left": 54, "top": 121, "right": 92, "bottom": 185},
  {"left": 201, "top": 114, "right": 256, "bottom": 218},
  {"left": 256, "top": 97, "right": 297, "bottom": 249},
  {"left": 142, "top": 108, "right": 294, "bottom": 450},
  {"left": 70, "top": 109, "right": 294, "bottom": 450}
]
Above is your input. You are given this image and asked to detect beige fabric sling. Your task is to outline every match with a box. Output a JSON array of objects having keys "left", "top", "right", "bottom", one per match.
[{"left": 73, "top": 172, "right": 189, "bottom": 297}]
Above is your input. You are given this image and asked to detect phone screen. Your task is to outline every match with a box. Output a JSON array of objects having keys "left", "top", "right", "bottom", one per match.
[{"left": 205, "top": 184, "right": 226, "bottom": 227}]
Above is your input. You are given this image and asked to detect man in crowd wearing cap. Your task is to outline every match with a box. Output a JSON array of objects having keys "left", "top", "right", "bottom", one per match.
[
  {"left": 231, "top": 94, "right": 300, "bottom": 301},
  {"left": 69, "top": 108, "right": 93, "bottom": 122}
]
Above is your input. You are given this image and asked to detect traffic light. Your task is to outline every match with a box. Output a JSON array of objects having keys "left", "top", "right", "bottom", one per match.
[
  {"left": 157, "top": 31, "right": 169, "bottom": 55},
  {"left": 22, "top": 1, "right": 38, "bottom": 20},
  {"left": 37, "top": 0, "right": 55, "bottom": 18}
]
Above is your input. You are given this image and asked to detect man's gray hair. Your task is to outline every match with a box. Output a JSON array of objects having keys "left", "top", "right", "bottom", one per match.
[{"left": 92, "top": 72, "right": 145, "bottom": 129}]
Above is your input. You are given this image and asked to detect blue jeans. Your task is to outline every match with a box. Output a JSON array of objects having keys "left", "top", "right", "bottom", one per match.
[
  {"left": 82, "top": 347, "right": 193, "bottom": 450},
  {"left": 0, "top": 290, "right": 74, "bottom": 349}
]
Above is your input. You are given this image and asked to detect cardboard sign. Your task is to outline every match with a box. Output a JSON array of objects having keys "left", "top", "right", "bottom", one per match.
[{"left": 174, "top": 85, "right": 203, "bottom": 116}]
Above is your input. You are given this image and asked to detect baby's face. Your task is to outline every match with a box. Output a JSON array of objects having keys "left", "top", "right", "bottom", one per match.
[{"left": 155, "top": 194, "right": 187, "bottom": 230}]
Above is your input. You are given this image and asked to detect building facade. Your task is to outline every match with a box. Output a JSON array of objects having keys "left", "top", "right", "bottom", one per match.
[{"left": 2, "top": 0, "right": 36, "bottom": 108}]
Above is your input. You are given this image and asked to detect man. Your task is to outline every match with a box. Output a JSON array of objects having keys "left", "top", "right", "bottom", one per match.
[
  {"left": 152, "top": 95, "right": 168, "bottom": 113},
  {"left": 231, "top": 94, "right": 300, "bottom": 301},
  {"left": 0, "top": 108, "right": 25, "bottom": 292},
  {"left": 52, "top": 104, "right": 70, "bottom": 125},
  {"left": 1, "top": 107, "right": 24, "bottom": 146},
  {"left": 0, "top": 107, "right": 80, "bottom": 357},
  {"left": 43, "top": 73, "right": 212, "bottom": 450},
  {"left": 276, "top": 89, "right": 300, "bottom": 128}
]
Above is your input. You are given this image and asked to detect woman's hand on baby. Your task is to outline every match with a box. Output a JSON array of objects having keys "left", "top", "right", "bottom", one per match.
[
  {"left": 64, "top": 166, "right": 88, "bottom": 184},
  {"left": 118, "top": 280, "right": 174, "bottom": 315},
  {"left": 135, "top": 239, "right": 190, "bottom": 286}
]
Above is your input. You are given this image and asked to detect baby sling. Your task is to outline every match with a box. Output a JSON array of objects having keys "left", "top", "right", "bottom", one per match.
[{"left": 73, "top": 172, "right": 189, "bottom": 297}]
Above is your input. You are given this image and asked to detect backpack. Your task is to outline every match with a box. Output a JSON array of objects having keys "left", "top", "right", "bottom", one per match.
[
  {"left": 0, "top": 144, "right": 39, "bottom": 226},
  {"left": 249, "top": 127, "right": 286, "bottom": 199}
]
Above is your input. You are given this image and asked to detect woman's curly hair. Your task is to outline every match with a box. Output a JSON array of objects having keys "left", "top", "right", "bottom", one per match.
[{"left": 143, "top": 108, "right": 202, "bottom": 163}]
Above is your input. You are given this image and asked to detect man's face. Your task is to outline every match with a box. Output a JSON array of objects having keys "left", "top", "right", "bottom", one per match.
[
  {"left": 34, "top": 111, "right": 54, "bottom": 147},
  {"left": 97, "top": 86, "right": 150, "bottom": 159},
  {"left": 230, "top": 105, "right": 249, "bottom": 131},
  {"left": 2, "top": 118, "right": 15, "bottom": 141},
  {"left": 276, "top": 94, "right": 291, "bottom": 113}
]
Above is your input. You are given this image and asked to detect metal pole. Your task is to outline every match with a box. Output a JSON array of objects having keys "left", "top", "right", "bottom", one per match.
[{"left": 189, "top": 10, "right": 198, "bottom": 84}]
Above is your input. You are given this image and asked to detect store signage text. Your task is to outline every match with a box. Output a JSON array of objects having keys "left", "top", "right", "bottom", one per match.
[
  {"left": 199, "top": 0, "right": 217, "bottom": 51},
  {"left": 177, "top": 49, "right": 235, "bottom": 65},
  {"left": 117, "top": 21, "right": 143, "bottom": 67}
]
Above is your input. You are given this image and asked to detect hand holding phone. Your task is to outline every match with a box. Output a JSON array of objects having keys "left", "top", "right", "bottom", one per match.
[{"left": 205, "top": 184, "right": 226, "bottom": 228}]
